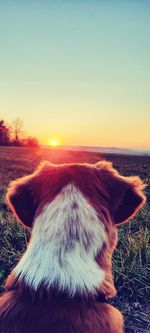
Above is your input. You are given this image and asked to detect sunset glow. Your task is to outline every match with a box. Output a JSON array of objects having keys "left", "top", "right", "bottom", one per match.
[
  {"left": 1, "top": 1, "right": 150, "bottom": 149},
  {"left": 49, "top": 138, "right": 60, "bottom": 147}
]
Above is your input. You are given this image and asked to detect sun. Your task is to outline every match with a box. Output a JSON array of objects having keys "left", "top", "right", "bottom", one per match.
[{"left": 48, "top": 137, "right": 60, "bottom": 147}]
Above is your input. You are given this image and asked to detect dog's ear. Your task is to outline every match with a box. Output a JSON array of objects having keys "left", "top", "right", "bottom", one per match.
[
  {"left": 96, "top": 161, "right": 146, "bottom": 225},
  {"left": 111, "top": 175, "right": 146, "bottom": 224},
  {"left": 5, "top": 161, "right": 61, "bottom": 228},
  {"left": 6, "top": 173, "right": 40, "bottom": 228}
]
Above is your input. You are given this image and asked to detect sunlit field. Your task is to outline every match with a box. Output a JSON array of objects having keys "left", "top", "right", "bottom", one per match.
[{"left": 0, "top": 146, "right": 150, "bottom": 332}]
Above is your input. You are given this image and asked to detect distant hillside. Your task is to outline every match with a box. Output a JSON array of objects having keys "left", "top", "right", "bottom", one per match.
[{"left": 45, "top": 145, "right": 150, "bottom": 156}]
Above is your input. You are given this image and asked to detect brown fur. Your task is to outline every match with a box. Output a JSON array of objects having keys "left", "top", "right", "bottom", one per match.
[
  {"left": 0, "top": 288, "right": 123, "bottom": 333},
  {"left": 0, "top": 161, "right": 146, "bottom": 333}
]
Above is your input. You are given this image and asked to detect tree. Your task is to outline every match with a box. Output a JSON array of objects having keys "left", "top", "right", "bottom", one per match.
[
  {"left": 11, "top": 118, "right": 23, "bottom": 145},
  {"left": 0, "top": 120, "right": 10, "bottom": 145},
  {"left": 22, "top": 137, "right": 39, "bottom": 147},
  {"left": 0, "top": 118, "right": 39, "bottom": 147}
]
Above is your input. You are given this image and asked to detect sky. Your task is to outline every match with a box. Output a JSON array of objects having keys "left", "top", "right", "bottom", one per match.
[{"left": 0, "top": 0, "right": 150, "bottom": 149}]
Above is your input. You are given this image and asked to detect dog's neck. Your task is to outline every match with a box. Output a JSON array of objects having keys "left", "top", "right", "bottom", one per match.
[{"left": 13, "top": 184, "right": 106, "bottom": 297}]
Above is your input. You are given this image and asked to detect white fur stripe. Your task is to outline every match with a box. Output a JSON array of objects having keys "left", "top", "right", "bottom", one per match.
[{"left": 14, "top": 184, "right": 106, "bottom": 296}]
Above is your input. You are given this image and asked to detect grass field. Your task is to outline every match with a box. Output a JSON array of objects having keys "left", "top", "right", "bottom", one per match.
[{"left": 0, "top": 146, "right": 150, "bottom": 332}]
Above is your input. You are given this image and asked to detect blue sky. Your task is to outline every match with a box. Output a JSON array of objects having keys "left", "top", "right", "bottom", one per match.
[{"left": 0, "top": 1, "right": 150, "bottom": 148}]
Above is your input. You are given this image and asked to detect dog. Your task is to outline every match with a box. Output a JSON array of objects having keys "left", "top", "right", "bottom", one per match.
[{"left": 0, "top": 161, "right": 146, "bottom": 333}]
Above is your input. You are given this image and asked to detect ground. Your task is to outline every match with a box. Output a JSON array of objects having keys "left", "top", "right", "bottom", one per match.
[{"left": 0, "top": 146, "right": 150, "bottom": 332}]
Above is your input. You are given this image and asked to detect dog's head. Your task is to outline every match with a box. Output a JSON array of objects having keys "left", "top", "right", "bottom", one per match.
[
  {"left": 6, "top": 160, "right": 146, "bottom": 229},
  {"left": 6, "top": 161, "right": 146, "bottom": 297}
]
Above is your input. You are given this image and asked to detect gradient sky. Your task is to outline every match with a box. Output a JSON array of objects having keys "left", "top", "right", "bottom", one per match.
[{"left": 0, "top": 0, "right": 150, "bottom": 149}]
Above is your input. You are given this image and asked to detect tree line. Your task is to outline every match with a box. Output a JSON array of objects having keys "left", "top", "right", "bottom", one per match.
[{"left": 0, "top": 118, "right": 39, "bottom": 147}]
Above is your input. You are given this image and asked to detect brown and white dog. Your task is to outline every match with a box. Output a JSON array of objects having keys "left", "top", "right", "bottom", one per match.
[{"left": 0, "top": 161, "right": 146, "bottom": 333}]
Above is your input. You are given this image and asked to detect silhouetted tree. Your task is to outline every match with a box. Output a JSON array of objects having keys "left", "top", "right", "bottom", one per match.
[
  {"left": 0, "top": 118, "right": 39, "bottom": 147},
  {"left": 22, "top": 137, "right": 39, "bottom": 147},
  {"left": 0, "top": 120, "right": 10, "bottom": 145},
  {"left": 11, "top": 118, "right": 23, "bottom": 145}
]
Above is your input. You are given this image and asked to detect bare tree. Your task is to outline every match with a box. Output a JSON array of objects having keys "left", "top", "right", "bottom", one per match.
[{"left": 11, "top": 118, "right": 23, "bottom": 145}]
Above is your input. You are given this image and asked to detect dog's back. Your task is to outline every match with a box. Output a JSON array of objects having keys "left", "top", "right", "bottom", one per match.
[{"left": 0, "top": 288, "right": 123, "bottom": 333}]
